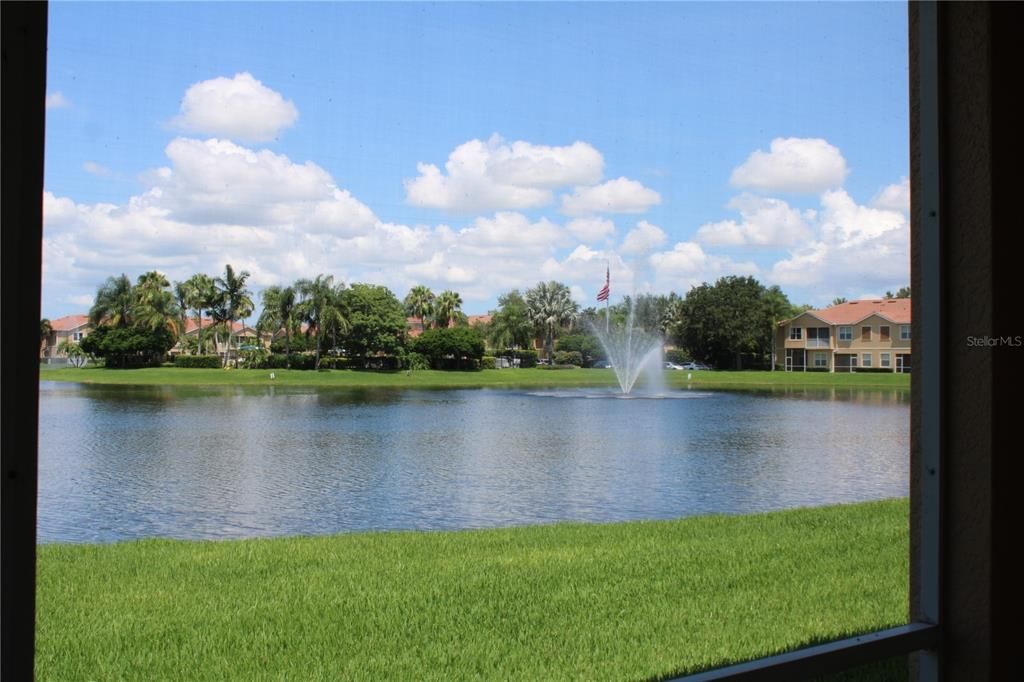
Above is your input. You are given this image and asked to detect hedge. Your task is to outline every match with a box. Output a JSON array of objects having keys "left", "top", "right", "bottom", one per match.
[
  {"left": 172, "top": 355, "right": 222, "bottom": 369},
  {"left": 480, "top": 356, "right": 496, "bottom": 370}
]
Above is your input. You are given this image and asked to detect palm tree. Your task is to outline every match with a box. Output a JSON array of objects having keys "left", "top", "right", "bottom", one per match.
[
  {"left": 40, "top": 318, "right": 52, "bottom": 356},
  {"left": 183, "top": 273, "right": 217, "bottom": 355},
  {"left": 403, "top": 285, "right": 435, "bottom": 332},
  {"left": 434, "top": 290, "right": 463, "bottom": 329},
  {"left": 525, "top": 281, "right": 579, "bottom": 363},
  {"left": 133, "top": 271, "right": 181, "bottom": 339},
  {"left": 89, "top": 274, "right": 134, "bottom": 328},
  {"left": 259, "top": 285, "right": 297, "bottom": 369},
  {"left": 214, "top": 265, "right": 254, "bottom": 367},
  {"left": 173, "top": 281, "right": 191, "bottom": 349},
  {"left": 296, "top": 275, "right": 349, "bottom": 369}
]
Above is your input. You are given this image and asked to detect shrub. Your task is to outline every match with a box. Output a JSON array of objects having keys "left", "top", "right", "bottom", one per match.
[
  {"left": 411, "top": 327, "right": 485, "bottom": 370},
  {"left": 261, "top": 353, "right": 317, "bottom": 370},
  {"left": 553, "top": 350, "right": 583, "bottom": 367},
  {"left": 172, "top": 354, "right": 222, "bottom": 369},
  {"left": 404, "top": 352, "right": 429, "bottom": 370},
  {"left": 480, "top": 355, "right": 496, "bottom": 370}
]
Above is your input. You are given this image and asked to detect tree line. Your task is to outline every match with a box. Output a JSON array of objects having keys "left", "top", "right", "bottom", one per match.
[{"left": 50, "top": 266, "right": 909, "bottom": 371}]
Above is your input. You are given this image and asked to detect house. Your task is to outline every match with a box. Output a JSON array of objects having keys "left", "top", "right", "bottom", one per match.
[
  {"left": 775, "top": 299, "right": 911, "bottom": 373},
  {"left": 405, "top": 314, "right": 493, "bottom": 339},
  {"left": 174, "top": 317, "right": 262, "bottom": 356},
  {"left": 40, "top": 314, "right": 91, "bottom": 360}
]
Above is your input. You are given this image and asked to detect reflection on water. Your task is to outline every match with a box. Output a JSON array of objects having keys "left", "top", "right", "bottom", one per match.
[{"left": 37, "top": 382, "right": 908, "bottom": 543}]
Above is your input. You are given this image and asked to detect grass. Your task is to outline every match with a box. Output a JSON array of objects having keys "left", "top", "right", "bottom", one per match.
[
  {"left": 36, "top": 499, "right": 909, "bottom": 681},
  {"left": 40, "top": 364, "right": 910, "bottom": 392}
]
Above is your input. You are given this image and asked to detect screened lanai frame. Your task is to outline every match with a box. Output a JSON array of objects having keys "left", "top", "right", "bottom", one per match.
[{"left": 1, "top": 2, "right": 953, "bottom": 679}]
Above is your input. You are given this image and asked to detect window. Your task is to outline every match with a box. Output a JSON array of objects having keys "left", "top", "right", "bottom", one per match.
[
  {"left": 72, "top": 332, "right": 82, "bottom": 342},
  {"left": 900, "top": 325, "right": 911, "bottom": 340},
  {"left": 862, "top": 326, "right": 872, "bottom": 341},
  {"left": 880, "top": 325, "right": 891, "bottom": 341},
  {"left": 9, "top": 2, "right": 968, "bottom": 680},
  {"left": 881, "top": 352, "right": 891, "bottom": 368},
  {"left": 790, "top": 327, "right": 802, "bottom": 340},
  {"left": 862, "top": 353, "right": 872, "bottom": 368},
  {"left": 807, "top": 327, "right": 830, "bottom": 348},
  {"left": 839, "top": 326, "right": 853, "bottom": 341},
  {"left": 814, "top": 352, "right": 828, "bottom": 368}
]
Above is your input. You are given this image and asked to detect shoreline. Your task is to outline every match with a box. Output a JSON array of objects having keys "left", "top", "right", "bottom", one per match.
[{"left": 39, "top": 365, "right": 911, "bottom": 391}]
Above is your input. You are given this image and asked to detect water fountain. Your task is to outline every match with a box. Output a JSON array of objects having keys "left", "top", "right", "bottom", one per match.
[{"left": 589, "top": 300, "right": 666, "bottom": 395}]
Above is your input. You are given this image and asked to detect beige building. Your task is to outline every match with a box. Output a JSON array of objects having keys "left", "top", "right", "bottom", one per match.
[
  {"left": 40, "top": 314, "right": 91, "bottom": 359},
  {"left": 775, "top": 299, "right": 911, "bottom": 373}
]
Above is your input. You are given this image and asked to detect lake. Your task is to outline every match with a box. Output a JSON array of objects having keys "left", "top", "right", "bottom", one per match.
[{"left": 37, "top": 382, "right": 909, "bottom": 543}]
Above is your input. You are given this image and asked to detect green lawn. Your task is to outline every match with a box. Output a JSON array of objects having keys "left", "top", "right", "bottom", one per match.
[
  {"left": 36, "top": 499, "right": 909, "bottom": 681},
  {"left": 40, "top": 364, "right": 910, "bottom": 392}
]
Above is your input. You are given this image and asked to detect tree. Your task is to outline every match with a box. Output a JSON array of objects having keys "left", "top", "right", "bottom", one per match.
[
  {"left": 339, "top": 284, "right": 407, "bottom": 363},
  {"left": 214, "top": 265, "right": 254, "bottom": 367},
  {"left": 412, "top": 326, "right": 485, "bottom": 369},
  {"left": 403, "top": 285, "right": 435, "bottom": 332},
  {"left": 555, "top": 333, "right": 604, "bottom": 367},
  {"left": 831, "top": 297, "right": 848, "bottom": 306},
  {"left": 183, "top": 273, "right": 218, "bottom": 355},
  {"left": 679, "top": 275, "right": 772, "bottom": 370},
  {"left": 525, "top": 281, "right": 579, "bottom": 362},
  {"left": 56, "top": 340, "right": 89, "bottom": 367},
  {"left": 173, "top": 281, "right": 191, "bottom": 348},
  {"left": 296, "top": 274, "right": 348, "bottom": 369},
  {"left": 885, "top": 286, "right": 911, "bottom": 299},
  {"left": 259, "top": 285, "right": 298, "bottom": 368},
  {"left": 40, "top": 318, "right": 52, "bottom": 355},
  {"left": 434, "top": 289, "right": 463, "bottom": 328},
  {"left": 764, "top": 285, "right": 798, "bottom": 371},
  {"left": 487, "top": 289, "right": 533, "bottom": 350},
  {"left": 89, "top": 274, "right": 135, "bottom": 328},
  {"left": 80, "top": 324, "right": 176, "bottom": 368},
  {"left": 133, "top": 271, "right": 181, "bottom": 339}
]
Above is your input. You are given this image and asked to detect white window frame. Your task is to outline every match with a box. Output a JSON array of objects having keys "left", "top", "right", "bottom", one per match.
[
  {"left": 862, "top": 353, "right": 872, "bottom": 368},
  {"left": 789, "top": 327, "right": 802, "bottom": 340},
  {"left": 839, "top": 326, "right": 853, "bottom": 341},
  {"left": 881, "top": 352, "right": 891, "bottom": 368},
  {"left": 901, "top": 324, "right": 912, "bottom": 340}
]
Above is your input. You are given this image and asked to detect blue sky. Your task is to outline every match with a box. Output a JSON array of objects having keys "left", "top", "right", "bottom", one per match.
[{"left": 42, "top": 1, "right": 909, "bottom": 319}]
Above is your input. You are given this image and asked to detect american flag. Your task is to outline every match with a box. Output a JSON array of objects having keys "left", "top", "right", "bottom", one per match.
[{"left": 596, "top": 266, "right": 610, "bottom": 302}]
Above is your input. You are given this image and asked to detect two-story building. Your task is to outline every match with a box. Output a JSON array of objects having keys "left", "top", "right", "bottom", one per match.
[
  {"left": 775, "top": 299, "right": 911, "bottom": 373},
  {"left": 40, "top": 314, "right": 92, "bottom": 360}
]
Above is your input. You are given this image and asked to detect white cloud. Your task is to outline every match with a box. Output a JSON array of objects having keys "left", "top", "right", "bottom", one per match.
[
  {"left": 620, "top": 220, "right": 667, "bottom": 254},
  {"left": 147, "top": 137, "right": 376, "bottom": 233},
  {"left": 696, "top": 194, "right": 815, "bottom": 247},
  {"left": 565, "top": 217, "right": 616, "bottom": 243},
  {"left": 730, "top": 137, "right": 849, "bottom": 194},
  {"left": 768, "top": 189, "right": 908, "bottom": 293},
  {"left": 46, "top": 91, "right": 70, "bottom": 110},
  {"left": 870, "top": 176, "right": 910, "bottom": 213},
  {"left": 649, "top": 241, "right": 759, "bottom": 292},
  {"left": 560, "top": 177, "right": 661, "bottom": 216},
  {"left": 83, "top": 161, "right": 112, "bottom": 177},
  {"left": 173, "top": 73, "right": 298, "bottom": 143},
  {"left": 404, "top": 135, "right": 603, "bottom": 213},
  {"left": 457, "top": 212, "right": 568, "bottom": 255}
]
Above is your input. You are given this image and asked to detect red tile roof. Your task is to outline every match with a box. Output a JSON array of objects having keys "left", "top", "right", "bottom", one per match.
[
  {"left": 806, "top": 299, "right": 911, "bottom": 325},
  {"left": 183, "top": 317, "right": 254, "bottom": 334},
  {"left": 49, "top": 314, "right": 90, "bottom": 332}
]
